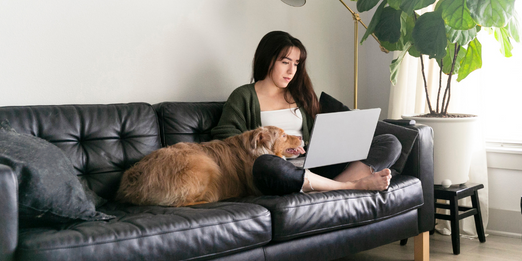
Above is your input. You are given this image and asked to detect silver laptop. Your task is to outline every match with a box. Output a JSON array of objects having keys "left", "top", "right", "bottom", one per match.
[{"left": 289, "top": 108, "right": 381, "bottom": 169}]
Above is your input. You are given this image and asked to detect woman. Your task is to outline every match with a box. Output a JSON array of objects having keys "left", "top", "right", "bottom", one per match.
[{"left": 211, "top": 31, "right": 401, "bottom": 195}]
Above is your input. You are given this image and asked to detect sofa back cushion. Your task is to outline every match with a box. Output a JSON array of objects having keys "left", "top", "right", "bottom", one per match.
[
  {"left": 154, "top": 102, "right": 224, "bottom": 146},
  {"left": 0, "top": 103, "right": 161, "bottom": 200}
]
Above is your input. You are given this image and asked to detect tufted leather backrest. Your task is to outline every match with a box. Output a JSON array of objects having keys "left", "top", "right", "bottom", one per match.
[
  {"left": 154, "top": 102, "right": 224, "bottom": 146},
  {"left": 0, "top": 103, "right": 161, "bottom": 199}
]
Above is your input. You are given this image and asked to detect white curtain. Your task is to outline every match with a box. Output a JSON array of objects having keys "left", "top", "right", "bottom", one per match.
[{"left": 388, "top": 51, "right": 489, "bottom": 238}]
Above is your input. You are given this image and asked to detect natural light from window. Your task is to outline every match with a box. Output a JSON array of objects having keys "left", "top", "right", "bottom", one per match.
[{"left": 474, "top": 1, "right": 522, "bottom": 144}]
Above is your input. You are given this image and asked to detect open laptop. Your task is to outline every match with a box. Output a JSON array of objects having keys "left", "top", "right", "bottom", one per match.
[{"left": 288, "top": 108, "right": 381, "bottom": 169}]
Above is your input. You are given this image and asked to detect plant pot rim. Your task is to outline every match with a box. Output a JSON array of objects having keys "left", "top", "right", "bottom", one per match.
[{"left": 402, "top": 114, "right": 478, "bottom": 122}]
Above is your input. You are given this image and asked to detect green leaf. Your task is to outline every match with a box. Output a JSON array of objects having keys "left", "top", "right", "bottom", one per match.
[
  {"left": 440, "top": 42, "right": 466, "bottom": 74},
  {"left": 357, "top": 0, "right": 382, "bottom": 12},
  {"left": 446, "top": 25, "right": 479, "bottom": 46},
  {"left": 457, "top": 38, "right": 482, "bottom": 82},
  {"left": 390, "top": 42, "right": 413, "bottom": 85},
  {"left": 361, "top": 0, "right": 387, "bottom": 44},
  {"left": 440, "top": 43, "right": 454, "bottom": 74},
  {"left": 453, "top": 45, "right": 467, "bottom": 74},
  {"left": 377, "top": 12, "right": 416, "bottom": 51},
  {"left": 408, "top": 44, "right": 421, "bottom": 57},
  {"left": 400, "top": 0, "right": 437, "bottom": 14},
  {"left": 374, "top": 7, "right": 403, "bottom": 43},
  {"left": 438, "top": 0, "right": 475, "bottom": 30},
  {"left": 387, "top": 0, "right": 402, "bottom": 10},
  {"left": 379, "top": 40, "right": 402, "bottom": 52},
  {"left": 412, "top": 11, "right": 448, "bottom": 59},
  {"left": 401, "top": 11, "right": 416, "bottom": 39},
  {"left": 507, "top": 9, "right": 520, "bottom": 42},
  {"left": 494, "top": 27, "right": 513, "bottom": 57},
  {"left": 467, "top": 0, "right": 515, "bottom": 28}
]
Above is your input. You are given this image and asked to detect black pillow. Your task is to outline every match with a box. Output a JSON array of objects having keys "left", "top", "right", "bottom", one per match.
[
  {"left": 373, "top": 121, "right": 418, "bottom": 175},
  {"left": 0, "top": 120, "right": 115, "bottom": 227},
  {"left": 318, "top": 92, "right": 418, "bottom": 175},
  {"left": 319, "top": 92, "right": 351, "bottom": 113}
]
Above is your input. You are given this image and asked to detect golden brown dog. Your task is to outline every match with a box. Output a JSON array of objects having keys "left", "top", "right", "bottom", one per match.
[{"left": 116, "top": 126, "right": 303, "bottom": 207}]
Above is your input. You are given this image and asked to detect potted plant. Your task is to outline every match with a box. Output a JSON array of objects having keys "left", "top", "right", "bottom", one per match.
[{"left": 355, "top": 0, "right": 519, "bottom": 185}]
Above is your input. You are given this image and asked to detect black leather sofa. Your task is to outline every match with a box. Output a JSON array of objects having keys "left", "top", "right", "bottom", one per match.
[{"left": 0, "top": 101, "right": 434, "bottom": 261}]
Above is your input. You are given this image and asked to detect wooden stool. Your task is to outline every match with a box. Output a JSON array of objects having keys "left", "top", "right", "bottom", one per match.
[{"left": 434, "top": 183, "right": 486, "bottom": 255}]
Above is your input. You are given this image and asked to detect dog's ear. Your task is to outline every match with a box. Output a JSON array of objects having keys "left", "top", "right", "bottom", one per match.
[{"left": 251, "top": 128, "right": 266, "bottom": 149}]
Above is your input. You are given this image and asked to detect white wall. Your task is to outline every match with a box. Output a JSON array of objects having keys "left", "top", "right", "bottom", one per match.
[
  {"left": 486, "top": 149, "right": 522, "bottom": 236},
  {"left": 0, "top": 0, "right": 392, "bottom": 115}
]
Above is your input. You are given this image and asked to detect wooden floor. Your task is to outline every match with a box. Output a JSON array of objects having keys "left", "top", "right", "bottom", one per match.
[{"left": 336, "top": 233, "right": 522, "bottom": 261}]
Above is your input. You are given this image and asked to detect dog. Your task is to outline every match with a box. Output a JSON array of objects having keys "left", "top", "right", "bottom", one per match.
[{"left": 116, "top": 126, "right": 303, "bottom": 207}]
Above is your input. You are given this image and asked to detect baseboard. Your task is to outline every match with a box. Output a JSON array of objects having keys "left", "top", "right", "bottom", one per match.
[
  {"left": 486, "top": 229, "right": 522, "bottom": 239},
  {"left": 488, "top": 208, "right": 522, "bottom": 236}
]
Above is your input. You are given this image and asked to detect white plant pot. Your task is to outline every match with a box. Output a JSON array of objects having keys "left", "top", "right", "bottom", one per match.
[{"left": 402, "top": 115, "right": 478, "bottom": 185}]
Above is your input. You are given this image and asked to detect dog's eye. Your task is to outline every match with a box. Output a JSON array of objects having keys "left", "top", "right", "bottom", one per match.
[{"left": 282, "top": 134, "right": 286, "bottom": 138}]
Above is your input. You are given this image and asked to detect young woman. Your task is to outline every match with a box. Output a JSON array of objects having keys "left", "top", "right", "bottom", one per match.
[{"left": 211, "top": 31, "right": 401, "bottom": 195}]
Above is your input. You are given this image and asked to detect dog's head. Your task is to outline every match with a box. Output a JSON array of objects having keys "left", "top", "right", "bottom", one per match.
[{"left": 249, "top": 126, "right": 303, "bottom": 158}]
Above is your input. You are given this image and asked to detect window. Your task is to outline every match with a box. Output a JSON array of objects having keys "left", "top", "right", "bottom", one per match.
[{"left": 472, "top": 1, "right": 522, "bottom": 144}]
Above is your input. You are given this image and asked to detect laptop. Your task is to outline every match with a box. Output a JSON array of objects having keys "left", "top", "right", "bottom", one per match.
[{"left": 288, "top": 108, "right": 381, "bottom": 169}]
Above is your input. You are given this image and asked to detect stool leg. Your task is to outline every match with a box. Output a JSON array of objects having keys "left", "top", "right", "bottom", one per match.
[
  {"left": 450, "top": 196, "right": 460, "bottom": 255},
  {"left": 471, "top": 190, "right": 486, "bottom": 243}
]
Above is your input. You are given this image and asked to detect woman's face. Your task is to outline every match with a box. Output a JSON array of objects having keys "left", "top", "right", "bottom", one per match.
[{"left": 268, "top": 46, "right": 300, "bottom": 89}]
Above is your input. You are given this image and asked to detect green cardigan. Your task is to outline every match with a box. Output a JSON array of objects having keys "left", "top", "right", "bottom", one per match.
[{"left": 211, "top": 83, "right": 314, "bottom": 145}]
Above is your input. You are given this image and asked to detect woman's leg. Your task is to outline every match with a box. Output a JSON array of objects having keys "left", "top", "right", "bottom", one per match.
[
  {"left": 332, "top": 134, "right": 402, "bottom": 187},
  {"left": 253, "top": 154, "right": 394, "bottom": 195},
  {"left": 301, "top": 168, "right": 390, "bottom": 192},
  {"left": 253, "top": 154, "right": 306, "bottom": 195}
]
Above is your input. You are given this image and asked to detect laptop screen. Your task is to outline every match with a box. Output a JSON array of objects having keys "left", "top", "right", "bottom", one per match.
[{"left": 301, "top": 108, "right": 380, "bottom": 169}]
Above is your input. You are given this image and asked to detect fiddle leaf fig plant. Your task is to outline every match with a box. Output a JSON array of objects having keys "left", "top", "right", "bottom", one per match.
[{"left": 356, "top": 0, "right": 520, "bottom": 116}]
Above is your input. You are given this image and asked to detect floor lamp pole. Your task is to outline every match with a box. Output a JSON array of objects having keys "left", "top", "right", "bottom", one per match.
[
  {"left": 339, "top": 0, "right": 388, "bottom": 109},
  {"left": 281, "top": 0, "right": 388, "bottom": 109},
  {"left": 353, "top": 14, "right": 359, "bottom": 109}
]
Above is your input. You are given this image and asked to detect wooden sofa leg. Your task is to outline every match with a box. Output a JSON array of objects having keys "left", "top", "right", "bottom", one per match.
[{"left": 414, "top": 231, "right": 429, "bottom": 261}]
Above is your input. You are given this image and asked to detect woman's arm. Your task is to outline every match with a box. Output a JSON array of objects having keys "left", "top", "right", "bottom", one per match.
[
  {"left": 211, "top": 100, "right": 247, "bottom": 140},
  {"left": 299, "top": 107, "right": 314, "bottom": 146},
  {"left": 211, "top": 84, "right": 260, "bottom": 140}
]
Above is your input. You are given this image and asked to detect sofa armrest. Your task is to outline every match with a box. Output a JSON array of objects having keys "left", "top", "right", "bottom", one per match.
[
  {"left": 401, "top": 124, "right": 435, "bottom": 233},
  {"left": 0, "top": 164, "right": 18, "bottom": 261}
]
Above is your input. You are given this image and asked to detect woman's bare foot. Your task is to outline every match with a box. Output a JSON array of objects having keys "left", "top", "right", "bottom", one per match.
[{"left": 350, "top": 168, "right": 391, "bottom": 191}]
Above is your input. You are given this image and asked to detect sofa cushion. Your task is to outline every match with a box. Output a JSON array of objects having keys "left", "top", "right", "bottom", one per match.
[
  {"left": 16, "top": 202, "right": 271, "bottom": 261},
  {"left": 0, "top": 120, "right": 114, "bottom": 227},
  {"left": 154, "top": 102, "right": 224, "bottom": 146},
  {"left": 229, "top": 174, "right": 423, "bottom": 241},
  {"left": 0, "top": 103, "right": 162, "bottom": 200}
]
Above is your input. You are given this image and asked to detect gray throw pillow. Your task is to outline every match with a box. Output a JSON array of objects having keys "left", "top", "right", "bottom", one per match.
[{"left": 0, "top": 120, "right": 115, "bottom": 227}]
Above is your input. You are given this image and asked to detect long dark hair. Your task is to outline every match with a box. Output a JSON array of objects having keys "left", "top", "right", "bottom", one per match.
[{"left": 252, "top": 31, "right": 320, "bottom": 119}]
